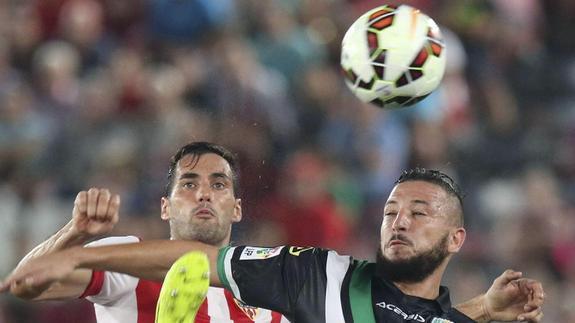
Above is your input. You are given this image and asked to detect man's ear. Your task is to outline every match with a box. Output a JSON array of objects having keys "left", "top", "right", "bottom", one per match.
[
  {"left": 448, "top": 227, "right": 466, "bottom": 253},
  {"left": 232, "top": 198, "right": 242, "bottom": 223},
  {"left": 160, "top": 197, "right": 170, "bottom": 221}
]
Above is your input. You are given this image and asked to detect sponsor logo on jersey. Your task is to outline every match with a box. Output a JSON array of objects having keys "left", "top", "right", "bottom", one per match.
[
  {"left": 375, "top": 301, "right": 425, "bottom": 322},
  {"left": 288, "top": 246, "right": 314, "bottom": 256},
  {"left": 431, "top": 318, "right": 453, "bottom": 323},
  {"left": 233, "top": 298, "right": 260, "bottom": 320},
  {"left": 240, "top": 246, "right": 283, "bottom": 260}
]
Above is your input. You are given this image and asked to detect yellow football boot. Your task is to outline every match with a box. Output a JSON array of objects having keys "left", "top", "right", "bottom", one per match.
[{"left": 155, "top": 251, "right": 210, "bottom": 323}]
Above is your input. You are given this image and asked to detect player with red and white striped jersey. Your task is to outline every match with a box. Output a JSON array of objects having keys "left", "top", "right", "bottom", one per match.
[{"left": 9, "top": 142, "right": 288, "bottom": 322}]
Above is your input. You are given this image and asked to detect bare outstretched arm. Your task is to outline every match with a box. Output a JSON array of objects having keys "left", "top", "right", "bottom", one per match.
[
  {"left": 10, "top": 188, "right": 120, "bottom": 300},
  {"left": 1, "top": 239, "right": 221, "bottom": 295}
]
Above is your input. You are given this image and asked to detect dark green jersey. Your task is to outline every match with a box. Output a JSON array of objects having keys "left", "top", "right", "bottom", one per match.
[{"left": 218, "top": 245, "right": 475, "bottom": 323}]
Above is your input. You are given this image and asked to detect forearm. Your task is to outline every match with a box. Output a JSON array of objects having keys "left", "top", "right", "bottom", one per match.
[
  {"left": 455, "top": 294, "right": 490, "bottom": 322},
  {"left": 11, "top": 221, "right": 93, "bottom": 300},
  {"left": 70, "top": 240, "right": 221, "bottom": 284},
  {"left": 18, "top": 221, "right": 89, "bottom": 268}
]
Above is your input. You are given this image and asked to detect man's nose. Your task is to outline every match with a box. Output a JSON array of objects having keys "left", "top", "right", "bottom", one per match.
[
  {"left": 196, "top": 183, "right": 212, "bottom": 202},
  {"left": 391, "top": 210, "right": 410, "bottom": 231}
]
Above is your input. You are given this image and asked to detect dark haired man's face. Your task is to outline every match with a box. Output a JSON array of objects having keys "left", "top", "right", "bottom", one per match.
[
  {"left": 379, "top": 181, "right": 465, "bottom": 282},
  {"left": 161, "top": 153, "right": 242, "bottom": 246}
]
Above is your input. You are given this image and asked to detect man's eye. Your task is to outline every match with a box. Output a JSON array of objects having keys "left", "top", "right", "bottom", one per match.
[
  {"left": 384, "top": 212, "right": 396, "bottom": 217},
  {"left": 183, "top": 182, "right": 196, "bottom": 189},
  {"left": 413, "top": 212, "right": 426, "bottom": 216},
  {"left": 213, "top": 182, "right": 225, "bottom": 189}
]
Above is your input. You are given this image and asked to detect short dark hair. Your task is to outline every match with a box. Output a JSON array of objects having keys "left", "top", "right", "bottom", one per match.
[
  {"left": 165, "top": 142, "right": 240, "bottom": 197},
  {"left": 396, "top": 168, "right": 464, "bottom": 226}
]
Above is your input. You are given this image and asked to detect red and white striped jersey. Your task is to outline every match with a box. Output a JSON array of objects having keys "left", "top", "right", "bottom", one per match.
[{"left": 81, "top": 236, "right": 288, "bottom": 323}]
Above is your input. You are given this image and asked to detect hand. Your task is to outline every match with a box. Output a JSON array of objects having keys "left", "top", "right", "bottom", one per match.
[
  {"left": 483, "top": 269, "right": 545, "bottom": 322},
  {"left": 1, "top": 188, "right": 119, "bottom": 299},
  {"left": 0, "top": 248, "right": 77, "bottom": 296},
  {"left": 71, "top": 188, "right": 120, "bottom": 237}
]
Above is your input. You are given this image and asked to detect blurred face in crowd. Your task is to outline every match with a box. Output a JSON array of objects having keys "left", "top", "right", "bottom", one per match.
[
  {"left": 161, "top": 153, "right": 242, "bottom": 246},
  {"left": 378, "top": 180, "right": 465, "bottom": 283}
]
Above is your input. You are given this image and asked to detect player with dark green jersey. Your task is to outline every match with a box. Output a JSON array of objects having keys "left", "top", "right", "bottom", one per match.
[{"left": 218, "top": 245, "right": 474, "bottom": 323}]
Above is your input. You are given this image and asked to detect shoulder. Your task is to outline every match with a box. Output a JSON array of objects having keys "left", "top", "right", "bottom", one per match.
[{"left": 220, "top": 245, "right": 355, "bottom": 283}]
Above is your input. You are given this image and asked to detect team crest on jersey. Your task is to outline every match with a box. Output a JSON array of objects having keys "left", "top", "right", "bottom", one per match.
[
  {"left": 233, "top": 298, "right": 260, "bottom": 320},
  {"left": 288, "top": 246, "right": 314, "bottom": 256},
  {"left": 431, "top": 318, "right": 454, "bottom": 323},
  {"left": 240, "top": 246, "right": 283, "bottom": 260}
]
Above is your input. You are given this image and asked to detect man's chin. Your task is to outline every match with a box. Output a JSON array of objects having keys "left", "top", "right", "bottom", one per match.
[
  {"left": 384, "top": 255, "right": 414, "bottom": 265},
  {"left": 376, "top": 234, "right": 450, "bottom": 283},
  {"left": 191, "top": 216, "right": 217, "bottom": 223}
]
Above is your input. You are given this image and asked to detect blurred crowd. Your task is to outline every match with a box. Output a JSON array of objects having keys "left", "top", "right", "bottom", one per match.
[{"left": 0, "top": 0, "right": 574, "bottom": 322}]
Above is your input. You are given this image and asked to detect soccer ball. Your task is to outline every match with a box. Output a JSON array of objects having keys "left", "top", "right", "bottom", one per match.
[{"left": 341, "top": 4, "right": 446, "bottom": 109}]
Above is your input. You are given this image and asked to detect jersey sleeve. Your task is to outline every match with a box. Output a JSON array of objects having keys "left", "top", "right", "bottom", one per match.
[
  {"left": 217, "top": 245, "right": 340, "bottom": 321},
  {"left": 80, "top": 236, "right": 142, "bottom": 304}
]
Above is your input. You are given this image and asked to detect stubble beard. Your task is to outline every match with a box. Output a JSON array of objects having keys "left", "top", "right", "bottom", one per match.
[
  {"left": 171, "top": 217, "right": 229, "bottom": 246},
  {"left": 376, "top": 233, "right": 450, "bottom": 283}
]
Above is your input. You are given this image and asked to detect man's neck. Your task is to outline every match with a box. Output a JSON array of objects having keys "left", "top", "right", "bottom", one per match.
[{"left": 392, "top": 265, "right": 446, "bottom": 300}]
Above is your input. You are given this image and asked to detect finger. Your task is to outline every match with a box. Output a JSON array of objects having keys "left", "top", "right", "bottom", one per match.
[
  {"left": 107, "top": 194, "right": 121, "bottom": 224},
  {"left": 9, "top": 279, "right": 26, "bottom": 294},
  {"left": 14, "top": 273, "right": 50, "bottom": 291},
  {"left": 10, "top": 279, "right": 37, "bottom": 298},
  {"left": 2, "top": 276, "right": 25, "bottom": 295},
  {"left": 518, "top": 306, "right": 543, "bottom": 322},
  {"left": 528, "top": 280, "right": 545, "bottom": 306},
  {"left": 520, "top": 279, "right": 545, "bottom": 307},
  {"left": 1, "top": 272, "right": 18, "bottom": 293},
  {"left": 16, "top": 277, "right": 35, "bottom": 291},
  {"left": 528, "top": 311, "right": 543, "bottom": 323},
  {"left": 73, "top": 191, "right": 88, "bottom": 218},
  {"left": 86, "top": 188, "right": 100, "bottom": 219},
  {"left": 0, "top": 280, "right": 8, "bottom": 293},
  {"left": 11, "top": 278, "right": 37, "bottom": 293},
  {"left": 494, "top": 269, "right": 523, "bottom": 287},
  {"left": 95, "top": 189, "right": 111, "bottom": 221}
]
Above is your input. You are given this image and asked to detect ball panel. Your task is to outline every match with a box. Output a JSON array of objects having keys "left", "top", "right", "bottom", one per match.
[
  {"left": 342, "top": 67, "right": 358, "bottom": 84},
  {"left": 396, "top": 73, "right": 409, "bottom": 88},
  {"left": 367, "top": 4, "right": 397, "bottom": 21},
  {"left": 412, "top": 48, "right": 429, "bottom": 67},
  {"left": 357, "top": 76, "right": 375, "bottom": 90},
  {"left": 370, "top": 15, "right": 395, "bottom": 30},
  {"left": 430, "top": 42, "right": 443, "bottom": 56},
  {"left": 367, "top": 31, "right": 379, "bottom": 56},
  {"left": 409, "top": 69, "right": 423, "bottom": 81}
]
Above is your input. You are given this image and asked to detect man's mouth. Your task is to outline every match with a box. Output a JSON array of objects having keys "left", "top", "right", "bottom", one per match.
[
  {"left": 194, "top": 207, "right": 215, "bottom": 218},
  {"left": 388, "top": 235, "right": 411, "bottom": 247},
  {"left": 389, "top": 240, "right": 408, "bottom": 246}
]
